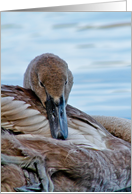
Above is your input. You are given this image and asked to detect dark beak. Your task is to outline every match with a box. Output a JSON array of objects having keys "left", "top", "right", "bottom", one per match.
[{"left": 45, "top": 94, "right": 68, "bottom": 140}]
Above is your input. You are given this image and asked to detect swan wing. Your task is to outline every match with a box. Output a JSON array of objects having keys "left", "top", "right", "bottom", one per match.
[{"left": 1, "top": 85, "right": 50, "bottom": 136}]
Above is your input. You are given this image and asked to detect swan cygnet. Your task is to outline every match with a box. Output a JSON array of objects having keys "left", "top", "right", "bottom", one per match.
[{"left": 1, "top": 53, "right": 131, "bottom": 192}]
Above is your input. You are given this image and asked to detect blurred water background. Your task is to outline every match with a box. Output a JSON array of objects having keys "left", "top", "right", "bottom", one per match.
[{"left": 1, "top": 12, "right": 131, "bottom": 119}]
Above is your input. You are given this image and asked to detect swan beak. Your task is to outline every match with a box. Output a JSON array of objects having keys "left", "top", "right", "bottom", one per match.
[{"left": 45, "top": 95, "right": 68, "bottom": 140}]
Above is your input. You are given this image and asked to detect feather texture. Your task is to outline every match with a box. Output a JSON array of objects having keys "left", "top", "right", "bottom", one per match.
[{"left": 1, "top": 53, "right": 131, "bottom": 192}]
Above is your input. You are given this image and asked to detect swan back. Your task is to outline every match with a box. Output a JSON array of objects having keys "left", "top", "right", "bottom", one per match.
[{"left": 1, "top": 85, "right": 113, "bottom": 150}]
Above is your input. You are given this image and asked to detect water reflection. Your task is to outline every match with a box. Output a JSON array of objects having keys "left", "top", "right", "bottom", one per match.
[
  {"left": 1, "top": 12, "right": 131, "bottom": 119},
  {"left": 77, "top": 22, "right": 131, "bottom": 31}
]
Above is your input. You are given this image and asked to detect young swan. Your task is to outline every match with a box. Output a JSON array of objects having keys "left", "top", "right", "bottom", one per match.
[
  {"left": 1, "top": 53, "right": 131, "bottom": 192},
  {"left": 23, "top": 53, "right": 73, "bottom": 140},
  {"left": 2, "top": 53, "right": 130, "bottom": 150}
]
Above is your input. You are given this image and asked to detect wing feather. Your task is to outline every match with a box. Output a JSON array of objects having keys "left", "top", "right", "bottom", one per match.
[{"left": 1, "top": 85, "right": 50, "bottom": 136}]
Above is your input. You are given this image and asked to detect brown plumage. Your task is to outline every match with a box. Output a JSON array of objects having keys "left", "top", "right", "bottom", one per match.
[
  {"left": 92, "top": 115, "right": 131, "bottom": 143},
  {"left": 1, "top": 53, "right": 131, "bottom": 192},
  {"left": 1, "top": 129, "right": 131, "bottom": 192}
]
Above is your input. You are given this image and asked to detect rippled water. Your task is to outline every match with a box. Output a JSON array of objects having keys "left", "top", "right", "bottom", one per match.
[{"left": 1, "top": 12, "right": 131, "bottom": 119}]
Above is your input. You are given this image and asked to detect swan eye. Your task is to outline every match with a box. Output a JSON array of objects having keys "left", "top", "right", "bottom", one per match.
[
  {"left": 39, "top": 81, "right": 44, "bottom": 87},
  {"left": 65, "top": 81, "right": 67, "bottom": 85}
]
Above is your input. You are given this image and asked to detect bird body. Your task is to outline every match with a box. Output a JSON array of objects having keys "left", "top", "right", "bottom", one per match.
[
  {"left": 1, "top": 131, "right": 131, "bottom": 192},
  {"left": 1, "top": 85, "right": 111, "bottom": 150},
  {"left": 1, "top": 53, "right": 131, "bottom": 192}
]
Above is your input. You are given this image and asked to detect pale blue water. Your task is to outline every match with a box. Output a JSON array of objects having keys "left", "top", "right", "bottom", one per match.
[{"left": 1, "top": 12, "right": 131, "bottom": 119}]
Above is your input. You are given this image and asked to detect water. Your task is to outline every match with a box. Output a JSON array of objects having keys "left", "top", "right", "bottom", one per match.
[{"left": 1, "top": 12, "right": 131, "bottom": 119}]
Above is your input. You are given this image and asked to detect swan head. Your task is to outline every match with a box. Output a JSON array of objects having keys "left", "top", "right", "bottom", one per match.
[{"left": 23, "top": 53, "right": 73, "bottom": 140}]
